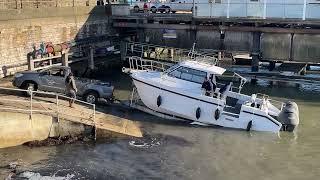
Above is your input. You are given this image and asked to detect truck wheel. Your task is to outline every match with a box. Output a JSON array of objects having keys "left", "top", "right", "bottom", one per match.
[
  {"left": 84, "top": 91, "right": 98, "bottom": 104},
  {"left": 159, "top": 5, "right": 165, "bottom": 13},
  {"left": 165, "top": 6, "right": 171, "bottom": 13},
  {"left": 151, "top": 6, "right": 157, "bottom": 13},
  {"left": 134, "top": 6, "right": 139, "bottom": 13}
]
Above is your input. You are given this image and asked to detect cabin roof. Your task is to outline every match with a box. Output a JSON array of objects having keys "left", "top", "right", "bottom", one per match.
[{"left": 180, "top": 61, "right": 226, "bottom": 75}]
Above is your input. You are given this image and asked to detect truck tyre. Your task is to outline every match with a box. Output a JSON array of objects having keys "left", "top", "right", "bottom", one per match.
[
  {"left": 165, "top": 6, "right": 171, "bottom": 13},
  {"left": 151, "top": 6, "right": 157, "bottom": 13},
  {"left": 84, "top": 91, "right": 99, "bottom": 104},
  {"left": 159, "top": 5, "right": 165, "bottom": 13},
  {"left": 134, "top": 6, "right": 139, "bottom": 13}
]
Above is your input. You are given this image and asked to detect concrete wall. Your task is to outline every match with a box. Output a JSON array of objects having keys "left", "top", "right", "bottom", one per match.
[
  {"left": 144, "top": 29, "right": 252, "bottom": 52},
  {"left": 0, "top": 112, "right": 88, "bottom": 148},
  {"left": 293, "top": 34, "right": 320, "bottom": 62},
  {"left": 261, "top": 33, "right": 291, "bottom": 61},
  {"left": 196, "top": 31, "right": 221, "bottom": 49},
  {"left": 144, "top": 29, "right": 196, "bottom": 49},
  {"left": 0, "top": 6, "right": 112, "bottom": 77}
]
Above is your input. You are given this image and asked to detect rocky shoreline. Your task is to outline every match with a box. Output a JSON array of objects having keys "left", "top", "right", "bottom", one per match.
[{"left": 23, "top": 135, "right": 94, "bottom": 147}]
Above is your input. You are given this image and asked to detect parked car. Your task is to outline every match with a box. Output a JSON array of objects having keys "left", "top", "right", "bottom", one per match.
[
  {"left": 130, "top": 0, "right": 157, "bottom": 12},
  {"left": 12, "top": 66, "right": 114, "bottom": 104},
  {"left": 157, "top": 0, "right": 194, "bottom": 13}
]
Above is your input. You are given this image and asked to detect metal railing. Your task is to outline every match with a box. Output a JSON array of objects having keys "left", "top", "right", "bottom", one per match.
[
  {"left": 128, "top": 56, "right": 172, "bottom": 72},
  {"left": 194, "top": 1, "right": 319, "bottom": 20},
  {"left": 0, "top": 86, "right": 96, "bottom": 126},
  {"left": 256, "top": 93, "right": 285, "bottom": 111},
  {"left": 125, "top": 41, "right": 218, "bottom": 65}
]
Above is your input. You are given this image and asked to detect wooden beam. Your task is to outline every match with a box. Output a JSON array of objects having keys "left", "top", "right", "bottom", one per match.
[{"left": 113, "top": 22, "right": 320, "bottom": 34}]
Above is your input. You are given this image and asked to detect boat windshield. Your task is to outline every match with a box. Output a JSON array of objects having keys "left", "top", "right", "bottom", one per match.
[{"left": 164, "top": 63, "right": 180, "bottom": 74}]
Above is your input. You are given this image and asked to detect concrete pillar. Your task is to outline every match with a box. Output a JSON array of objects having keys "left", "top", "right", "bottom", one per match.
[
  {"left": 61, "top": 49, "right": 69, "bottom": 67},
  {"left": 218, "top": 52, "right": 222, "bottom": 62},
  {"left": 268, "top": 61, "right": 276, "bottom": 71},
  {"left": 89, "top": 46, "right": 94, "bottom": 70},
  {"left": 189, "top": 29, "right": 197, "bottom": 46},
  {"left": 227, "top": 0, "right": 230, "bottom": 18},
  {"left": 219, "top": 28, "right": 225, "bottom": 62},
  {"left": 251, "top": 32, "right": 261, "bottom": 72},
  {"left": 120, "top": 41, "right": 127, "bottom": 61},
  {"left": 137, "top": 29, "right": 145, "bottom": 43},
  {"left": 303, "top": 0, "right": 307, "bottom": 20},
  {"left": 289, "top": 33, "right": 294, "bottom": 61}
]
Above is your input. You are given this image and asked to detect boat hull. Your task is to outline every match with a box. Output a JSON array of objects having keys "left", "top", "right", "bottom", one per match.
[{"left": 132, "top": 78, "right": 282, "bottom": 133}]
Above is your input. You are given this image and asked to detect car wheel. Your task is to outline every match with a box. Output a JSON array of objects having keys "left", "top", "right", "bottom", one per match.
[
  {"left": 84, "top": 91, "right": 98, "bottom": 104},
  {"left": 134, "top": 6, "right": 139, "bottom": 13},
  {"left": 165, "top": 6, "right": 171, "bottom": 13},
  {"left": 159, "top": 5, "right": 165, "bottom": 13},
  {"left": 172, "top": 11, "right": 176, "bottom": 14}
]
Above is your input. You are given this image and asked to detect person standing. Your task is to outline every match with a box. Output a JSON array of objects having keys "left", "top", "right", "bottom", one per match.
[
  {"left": 65, "top": 72, "right": 77, "bottom": 107},
  {"left": 201, "top": 76, "right": 212, "bottom": 96}
]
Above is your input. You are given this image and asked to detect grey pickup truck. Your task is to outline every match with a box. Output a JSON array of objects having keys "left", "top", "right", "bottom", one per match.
[{"left": 13, "top": 66, "right": 114, "bottom": 104}]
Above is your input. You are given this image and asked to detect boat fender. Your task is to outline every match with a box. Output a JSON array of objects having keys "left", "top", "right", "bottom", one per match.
[
  {"left": 246, "top": 120, "right": 253, "bottom": 131},
  {"left": 196, "top": 107, "right": 201, "bottom": 119},
  {"left": 157, "top": 95, "right": 162, "bottom": 107},
  {"left": 214, "top": 109, "right": 220, "bottom": 120}
]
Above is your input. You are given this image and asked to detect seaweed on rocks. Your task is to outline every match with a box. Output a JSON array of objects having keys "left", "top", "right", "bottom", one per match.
[{"left": 23, "top": 135, "right": 93, "bottom": 147}]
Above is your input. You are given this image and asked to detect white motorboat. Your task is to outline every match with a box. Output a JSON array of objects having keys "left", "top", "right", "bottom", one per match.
[{"left": 123, "top": 56, "right": 299, "bottom": 133}]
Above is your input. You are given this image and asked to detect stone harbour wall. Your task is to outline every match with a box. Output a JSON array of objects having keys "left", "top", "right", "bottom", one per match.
[
  {"left": 0, "top": 6, "right": 112, "bottom": 77},
  {"left": 0, "top": 0, "right": 97, "bottom": 9}
]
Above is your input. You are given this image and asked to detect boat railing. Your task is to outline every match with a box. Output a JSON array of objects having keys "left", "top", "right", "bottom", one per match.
[
  {"left": 187, "top": 43, "right": 218, "bottom": 65},
  {"left": 128, "top": 56, "right": 172, "bottom": 72},
  {"left": 256, "top": 93, "right": 285, "bottom": 111},
  {"left": 126, "top": 41, "right": 218, "bottom": 65}
]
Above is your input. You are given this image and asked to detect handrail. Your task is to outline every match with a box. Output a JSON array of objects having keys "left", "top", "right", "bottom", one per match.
[
  {"left": 0, "top": 86, "right": 96, "bottom": 125},
  {"left": 126, "top": 41, "right": 218, "bottom": 65}
]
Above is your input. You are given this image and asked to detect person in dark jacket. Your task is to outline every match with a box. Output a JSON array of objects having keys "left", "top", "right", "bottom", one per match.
[
  {"left": 209, "top": 74, "right": 217, "bottom": 95},
  {"left": 201, "top": 77, "right": 212, "bottom": 96},
  {"left": 65, "top": 72, "right": 78, "bottom": 107}
]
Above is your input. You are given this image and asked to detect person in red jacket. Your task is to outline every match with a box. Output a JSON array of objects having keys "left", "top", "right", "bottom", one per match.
[{"left": 143, "top": 3, "right": 148, "bottom": 13}]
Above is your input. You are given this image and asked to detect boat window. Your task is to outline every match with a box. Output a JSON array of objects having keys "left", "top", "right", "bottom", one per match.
[
  {"left": 181, "top": 72, "right": 193, "bottom": 80},
  {"left": 167, "top": 66, "right": 207, "bottom": 84},
  {"left": 165, "top": 64, "right": 179, "bottom": 73},
  {"left": 192, "top": 75, "right": 205, "bottom": 83},
  {"left": 170, "top": 69, "right": 182, "bottom": 78}
]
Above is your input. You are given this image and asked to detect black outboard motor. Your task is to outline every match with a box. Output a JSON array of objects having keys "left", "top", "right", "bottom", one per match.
[{"left": 277, "top": 101, "right": 299, "bottom": 132}]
